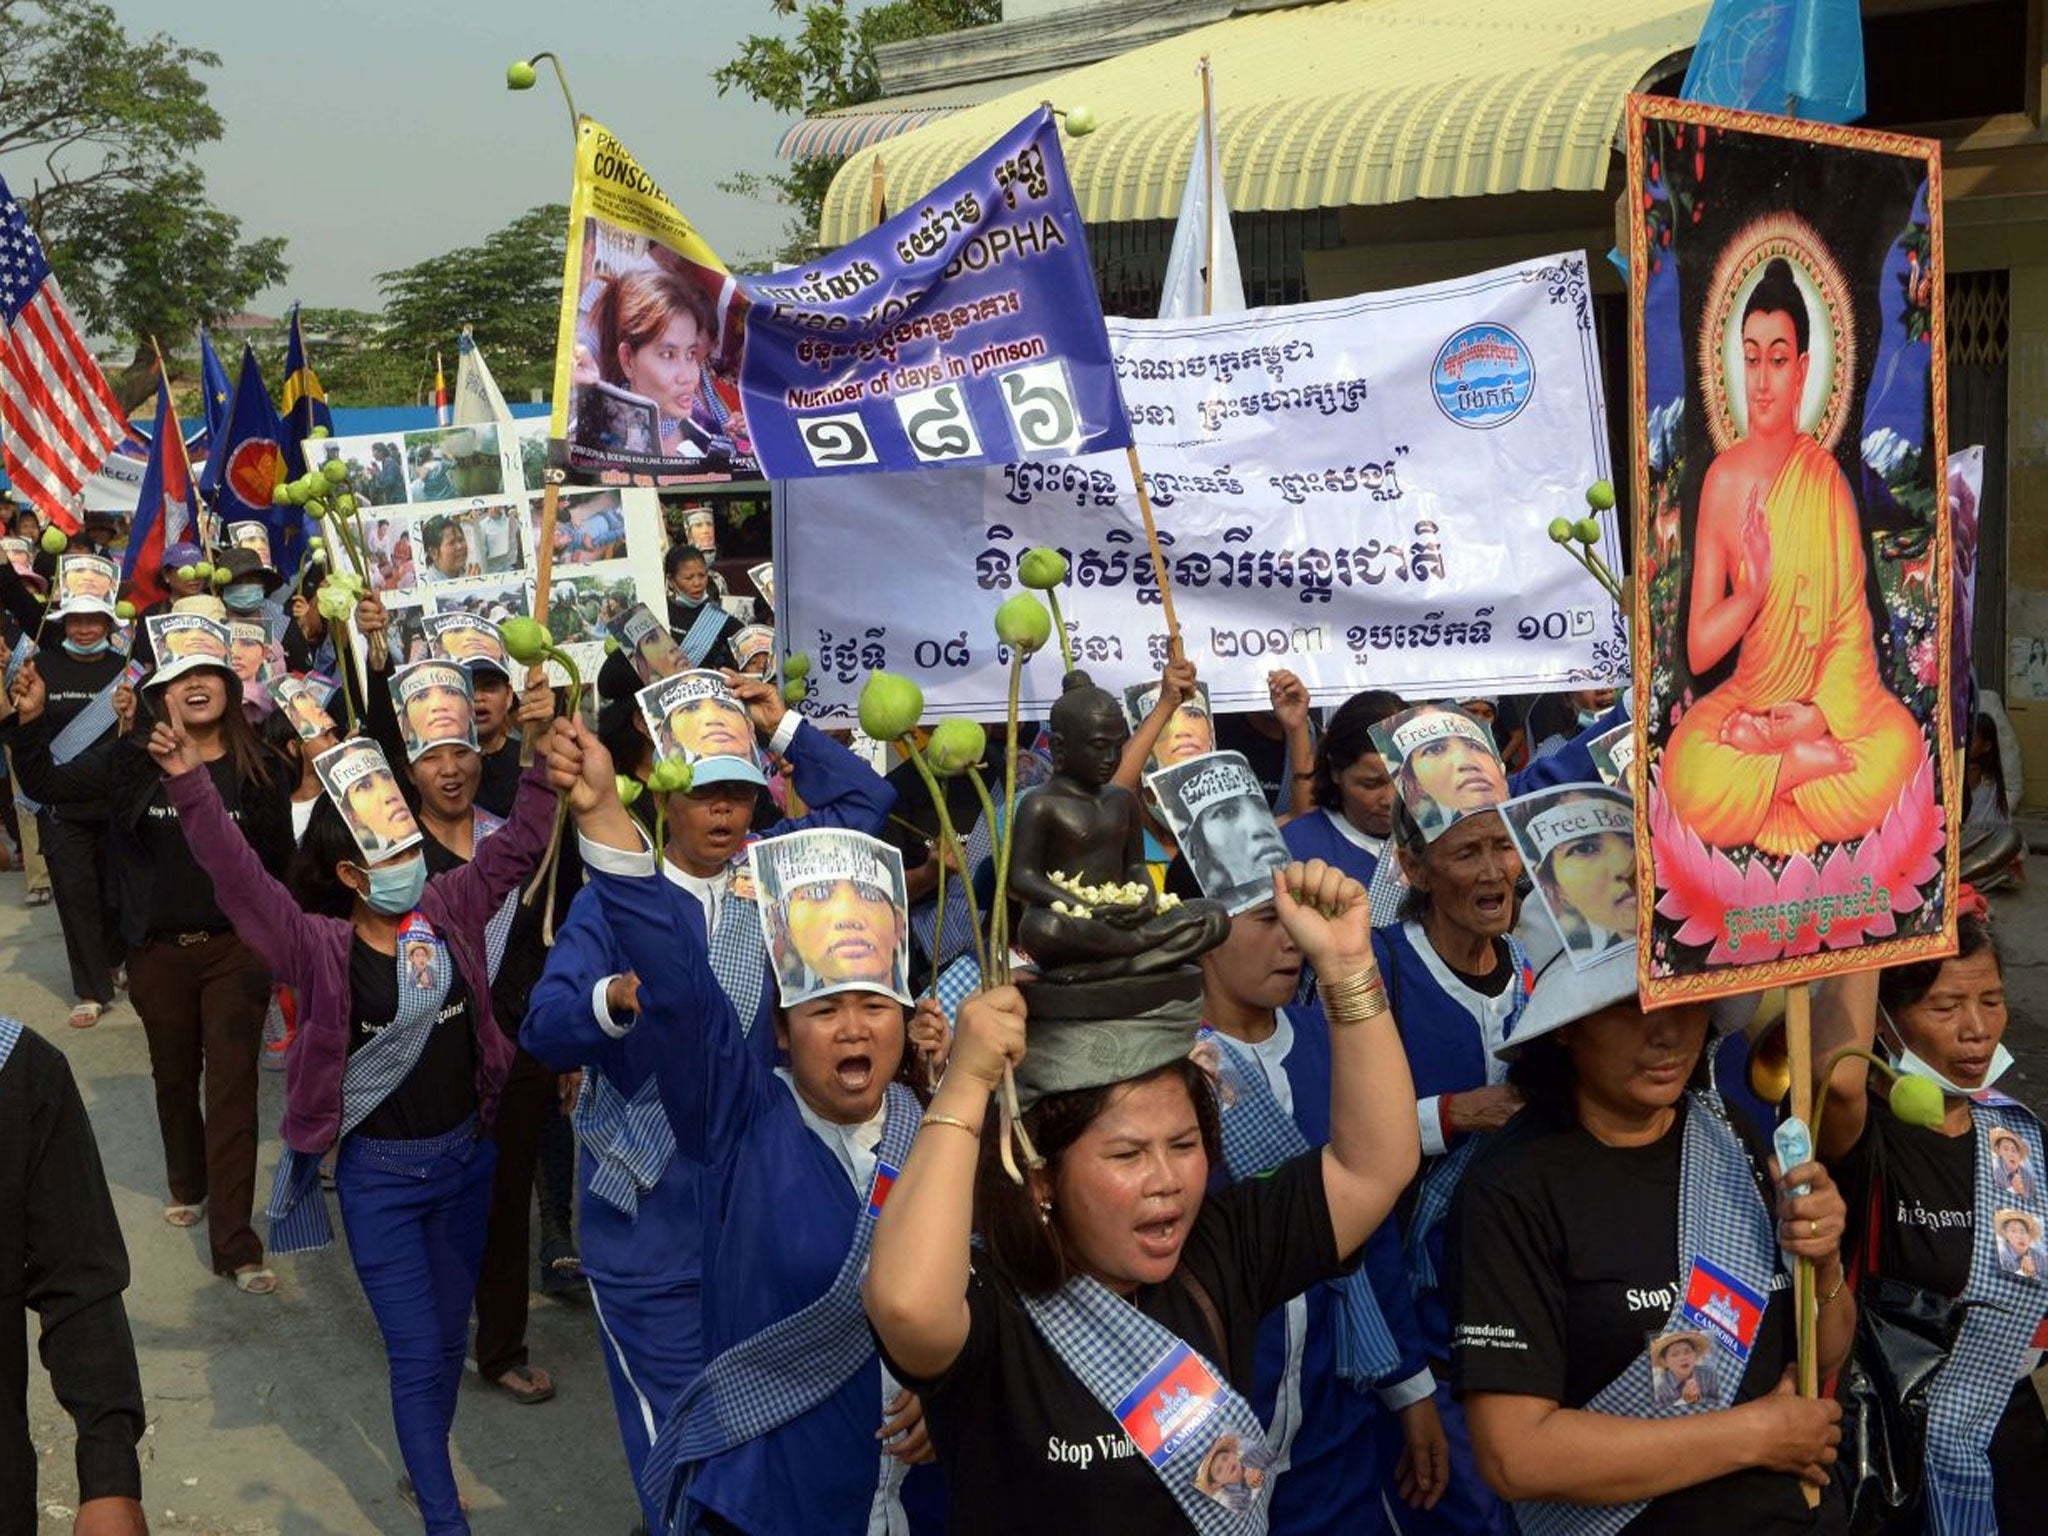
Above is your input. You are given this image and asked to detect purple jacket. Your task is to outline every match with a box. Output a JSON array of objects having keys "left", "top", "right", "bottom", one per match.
[{"left": 166, "top": 758, "right": 557, "bottom": 1154}]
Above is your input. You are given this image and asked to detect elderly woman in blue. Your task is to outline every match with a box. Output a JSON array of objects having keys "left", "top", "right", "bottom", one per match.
[{"left": 547, "top": 718, "right": 946, "bottom": 1536}]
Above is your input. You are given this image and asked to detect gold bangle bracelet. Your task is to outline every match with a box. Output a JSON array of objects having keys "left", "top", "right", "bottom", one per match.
[
  {"left": 919, "top": 1113, "right": 982, "bottom": 1139},
  {"left": 1818, "top": 1267, "right": 1849, "bottom": 1308},
  {"left": 1324, "top": 997, "right": 1390, "bottom": 1027},
  {"left": 1317, "top": 968, "right": 1383, "bottom": 1001}
]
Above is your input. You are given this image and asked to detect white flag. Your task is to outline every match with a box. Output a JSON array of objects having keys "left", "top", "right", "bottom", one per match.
[
  {"left": 1158, "top": 112, "right": 1245, "bottom": 320},
  {"left": 453, "top": 329, "right": 514, "bottom": 425}
]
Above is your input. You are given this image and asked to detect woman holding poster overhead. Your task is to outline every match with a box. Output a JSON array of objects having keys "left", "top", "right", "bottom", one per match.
[
  {"left": 1809, "top": 913, "right": 2048, "bottom": 1532},
  {"left": 548, "top": 726, "right": 949, "bottom": 1536},
  {"left": 155, "top": 719, "right": 561, "bottom": 1534}
]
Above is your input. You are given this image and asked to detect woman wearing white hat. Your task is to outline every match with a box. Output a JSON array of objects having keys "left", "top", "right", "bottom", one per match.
[{"left": 1446, "top": 792, "right": 1853, "bottom": 1535}]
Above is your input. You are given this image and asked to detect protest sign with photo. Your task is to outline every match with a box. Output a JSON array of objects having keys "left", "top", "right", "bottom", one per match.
[
  {"left": 1502, "top": 784, "right": 1638, "bottom": 970},
  {"left": 731, "top": 624, "right": 776, "bottom": 677},
  {"left": 1369, "top": 703, "right": 1510, "bottom": 844},
  {"left": 146, "top": 612, "right": 229, "bottom": 665},
  {"left": 275, "top": 676, "right": 337, "bottom": 743},
  {"left": 421, "top": 612, "right": 511, "bottom": 671},
  {"left": 227, "top": 619, "right": 281, "bottom": 686},
  {"left": 226, "top": 521, "right": 276, "bottom": 569},
  {"left": 1124, "top": 680, "right": 1213, "bottom": 771},
  {"left": 614, "top": 601, "right": 684, "bottom": 684},
  {"left": 57, "top": 552, "right": 118, "bottom": 606},
  {"left": 751, "top": 828, "right": 912, "bottom": 1008},
  {"left": 1146, "top": 750, "right": 1288, "bottom": 915},
  {"left": 307, "top": 425, "right": 664, "bottom": 688},
  {"left": 1626, "top": 96, "right": 1954, "bottom": 1004},
  {"left": 390, "top": 660, "right": 477, "bottom": 761},
  {"left": 1, "top": 537, "right": 31, "bottom": 576},
  {"left": 779, "top": 251, "right": 1622, "bottom": 719},
  {"left": 635, "top": 669, "right": 760, "bottom": 773},
  {"left": 313, "top": 737, "right": 421, "bottom": 861}
]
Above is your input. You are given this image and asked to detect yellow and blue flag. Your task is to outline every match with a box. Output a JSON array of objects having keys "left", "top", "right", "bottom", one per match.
[{"left": 279, "top": 303, "right": 332, "bottom": 474}]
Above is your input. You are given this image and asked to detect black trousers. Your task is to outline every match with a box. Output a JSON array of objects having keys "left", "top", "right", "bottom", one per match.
[
  {"left": 473, "top": 1044, "right": 554, "bottom": 1380},
  {"left": 37, "top": 810, "right": 119, "bottom": 1004}
]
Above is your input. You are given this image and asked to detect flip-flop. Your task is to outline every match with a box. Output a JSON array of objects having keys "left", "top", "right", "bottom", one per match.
[
  {"left": 487, "top": 1363, "right": 556, "bottom": 1404},
  {"left": 24, "top": 888, "right": 52, "bottom": 907},
  {"left": 233, "top": 1265, "right": 277, "bottom": 1295},
  {"left": 164, "top": 1202, "right": 205, "bottom": 1228},
  {"left": 66, "top": 1001, "right": 102, "bottom": 1030}
]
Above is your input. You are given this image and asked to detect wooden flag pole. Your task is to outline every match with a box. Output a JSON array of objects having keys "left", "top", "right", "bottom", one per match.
[
  {"left": 1785, "top": 980, "right": 1821, "bottom": 1510},
  {"left": 869, "top": 154, "right": 888, "bottom": 229},
  {"left": 1123, "top": 444, "right": 1182, "bottom": 663},
  {"left": 520, "top": 468, "right": 565, "bottom": 765},
  {"left": 1199, "top": 55, "right": 1216, "bottom": 320}
]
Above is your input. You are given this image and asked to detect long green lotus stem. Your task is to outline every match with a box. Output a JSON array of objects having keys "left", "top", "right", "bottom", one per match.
[
  {"left": 994, "top": 646, "right": 1042, "bottom": 1175},
  {"left": 1043, "top": 587, "right": 1076, "bottom": 675},
  {"left": 1569, "top": 546, "right": 1626, "bottom": 606},
  {"left": 1806, "top": 1046, "right": 1902, "bottom": 1156},
  {"left": 926, "top": 842, "right": 949, "bottom": 1004},
  {"left": 333, "top": 615, "right": 359, "bottom": 734},
  {"left": 966, "top": 769, "right": 1002, "bottom": 959},
  {"left": 902, "top": 738, "right": 988, "bottom": 981}
]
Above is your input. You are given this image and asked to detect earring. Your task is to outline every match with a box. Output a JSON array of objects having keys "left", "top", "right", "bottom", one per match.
[{"left": 1036, "top": 1198, "right": 1053, "bottom": 1227}]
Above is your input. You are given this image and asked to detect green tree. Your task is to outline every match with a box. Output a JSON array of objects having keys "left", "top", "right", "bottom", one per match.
[
  {"left": 0, "top": 0, "right": 290, "bottom": 408},
  {"left": 714, "top": 0, "right": 999, "bottom": 265},
  {"left": 295, "top": 307, "right": 421, "bottom": 408},
  {"left": 372, "top": 204, "right": 567, "bottom": 403}
]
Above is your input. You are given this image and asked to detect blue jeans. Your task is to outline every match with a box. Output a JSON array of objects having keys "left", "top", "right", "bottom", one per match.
[{"left": 336, "top": 1123, "right": 496, "bottom": 1535}]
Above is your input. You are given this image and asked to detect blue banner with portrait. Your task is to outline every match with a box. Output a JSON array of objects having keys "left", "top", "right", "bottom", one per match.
[{"left": 735, "top": 108, "right": 1131, "bottom": 479}]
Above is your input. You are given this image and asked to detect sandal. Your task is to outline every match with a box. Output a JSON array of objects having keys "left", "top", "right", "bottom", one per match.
[
  {"left": 487, "top": 1363, "right": 556, "bottom": 1404},
  {"left": 24, "top": 888, "right": 52, "bottom": 907},
  {"left": 163, "top": 1202, "right": 205, "bottom": 1228},
  {"left": 397, "top": 1475, "right": 471, "bottom": 1515},
  {"left": 233, "top": 1265, "right": 277, "bottom": 1295},
  {"left": 67, "top": 1001, "right": 102, "bottom": 1030}
]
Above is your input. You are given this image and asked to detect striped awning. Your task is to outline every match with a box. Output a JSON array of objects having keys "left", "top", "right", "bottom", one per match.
[
  {"left": 818, "top": 0, "right": 1710, "bottom": 247},
  {"left": 777, "top": 105, "right": 969, "bottom": 162}
]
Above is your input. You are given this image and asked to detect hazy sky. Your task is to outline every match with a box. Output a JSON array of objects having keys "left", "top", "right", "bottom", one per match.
[{"left": 44, "top": 1, "right": 804, "bottom": 313}]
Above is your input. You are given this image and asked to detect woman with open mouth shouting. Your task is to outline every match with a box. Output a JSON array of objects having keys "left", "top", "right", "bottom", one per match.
[
  {"left": 862, "top": 858, "right": 1420, "bottom": 1536},
  {"left": 553, "top": 717, "right": 949, "bottom": 1536}
]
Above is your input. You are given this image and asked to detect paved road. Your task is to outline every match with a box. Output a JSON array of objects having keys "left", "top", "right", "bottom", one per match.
[{"left": 11, "top": 864, "right": 2048, "bottom": 1533}]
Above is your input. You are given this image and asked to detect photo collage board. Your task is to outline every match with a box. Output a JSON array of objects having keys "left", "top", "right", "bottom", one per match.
[{"left": 307, "top": 418, "right": 665, "bottom": 686}]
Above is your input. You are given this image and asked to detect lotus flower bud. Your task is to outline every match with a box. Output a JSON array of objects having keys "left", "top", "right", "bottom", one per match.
[
  {"left": 1888, "top": 1073, "right": 1946, "bottom": 1129},
  {"left": 115, "top": 601, "right": 136, "bottom": 621},
  {"left": 498, "top": 617, "right": 551, "bottom": 666},
  {"left": 507, "top": 59, "right": 538, "bottom": 89},
  {"left": 615, "top": 775, "right": 644, "bottom": 807},
  {"left": 858, "top": 670, "right": 924, "bottom": 743},
  {"left": 1547, "top": 517, "right": 1573, "bottom": 544},
  {"left": 271, "top": 483, "right": 292, "bottom": 507},
  {"left": 1585, "top": 479, "right": 1616, "bottom": 512},
  {"left": 927, "top": 717, "right": 987, "bottom": 776},
  {"left": 1018, "top": 546, "right": 1068, "bottom": 590},
  {"left": 782, "top": 651, "right": 812, "bottom": 681},
  {"left": 315, "top": 583, "right": 355, "bottom": 623},
  {"left": 649, "top": 758, "right": 694, "bottom": 794},
  {"left": 39, "top": 528, "right": 67, "bottom": 555},
  {"left": 321, "top": 459, "right": 349, "bottom": 484},
  {"left": 1572, "top": 518, "right": 1602, "bottom": 547},
  {"left": 782, "top": 679, "right": 807, "bottom": 707},
  {"left": 994, "top": 593, "right": 1052, "bottom": 655}
]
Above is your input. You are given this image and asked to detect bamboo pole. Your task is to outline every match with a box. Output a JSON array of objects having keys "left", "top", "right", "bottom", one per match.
[
  {"left": 1200, "top": 55, "right": 1215, "bottom": 320},
  {"left": 869, "top": 154, "right": 888, "bottom": 228},
  {"left": 1786, "top": 981, "right": 1821, "bottom": 1510},
  {"left": 1123, "top": 444, "right": 1182, "bottom": 663},
  {"left": 520, "top": 470, "right": 564, "bottom": 765}
]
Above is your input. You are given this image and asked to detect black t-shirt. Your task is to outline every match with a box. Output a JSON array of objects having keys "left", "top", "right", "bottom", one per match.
[
  {"left": 1449, "top": 1098, "right": 1843, "bottom": 1536},
  {"left": 887, "top": 1151, "right": 1341, "bottom": 1536},
  {"left": 346, "top": 937, "right": 476, "bottom": 1141},
  {"left": 1835, "top": 1099, "right": 1977, "bottom": 1299},
  {"left": 135, "top": 757, "right": 239, "bottom": 934},
  {"left": 1213, "top": 714, "right": 1291, "bottom": 810}
]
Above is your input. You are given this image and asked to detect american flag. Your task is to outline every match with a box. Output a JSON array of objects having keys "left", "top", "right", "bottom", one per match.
[{"left": 0, "top": 175, "right": 128, "bottom": 532}]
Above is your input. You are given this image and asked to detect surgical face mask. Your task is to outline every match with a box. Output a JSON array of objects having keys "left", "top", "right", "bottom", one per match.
[
  {"left": 62, "top": 637, "right": 111, "bottom": 658},
  {"left": 1577, "top": 708, "right": 1603, "bottom": 729},
  {"left": 1883, "top": 1006, "right": 2015, "bottom": 1096},
  {"left": 672, "top": 589, "right": 707, "bottom": 611},
  {"left": 223, "top": 585, "right": 265, "bottom": 613},
  {"left": 357, "top": 855, "right": 426, "bottom": 916}
]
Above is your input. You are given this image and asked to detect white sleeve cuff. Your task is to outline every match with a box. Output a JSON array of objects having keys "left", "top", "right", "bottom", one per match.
[
  {"left": 1418, "top": 1096, "right": 1448, "bottom": 1159},
  {"left": 591, "top": 975, "right": 635, "bottom": 1039},
  {"left": 768, "top": 712, "right": 801, "bottom": 756},
  {"left": 1377, "top": 1368, "right": 1437, "bottom": 1413},
  {"left": 578, "top": 827, "right": 658, "bottom": 878}
]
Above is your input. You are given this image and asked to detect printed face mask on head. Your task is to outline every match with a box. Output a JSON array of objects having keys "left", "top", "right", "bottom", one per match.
[{"left": 359, "top": 856, "right": 426, "bottom": 916}]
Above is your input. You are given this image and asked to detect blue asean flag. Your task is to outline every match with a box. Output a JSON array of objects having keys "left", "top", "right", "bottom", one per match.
[
  {"left": 199, "top": 327, "right": 233, "bottom": 445},
  {"left": 205, "top": 344, "right": 305, "bottom": 576},
  {"left": 736, "top": 107, "right": 1131, "bottom": 479},
  {"left": 1680, "top": 0, "right": 1865, "bottom": 124}
]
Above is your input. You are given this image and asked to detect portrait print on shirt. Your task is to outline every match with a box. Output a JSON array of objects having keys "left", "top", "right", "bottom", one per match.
[
  {"left": 637, "top": 668, "right": 756, "bottom": 769},
  {"left": 389, "top": 659, "right": 477, "bottom": 762},
  {"left": 1502, "top": 784, "right": 1639, "bottom": 969},
  {"left": 1146, "top": 749, "right": 1287, "bottom": 915},
  {"left": 1370, "top": 702, "right": 1510, "bottom": 842},
  {"left": 1649, "top": 1328, "right": 1721, "bottom": 1408},
  {"left": 1123, "top": 679, "right": 1214, "bottom": 771},
  {"left": 1192, "top": 1431, "right": 1274, "bottom": 1515},
  {"left": 751, "top": 827, "right": 912, "bottom": 1009},
  {"left": 314, "top": 737, "right": 422, "bottom": 862},
  {"left": 1989, "top": 1127, "right": 2034, "bottom": 1202},
  {"left": 1993, "top": 1207, "right": 2046, "bottom": 1281}
]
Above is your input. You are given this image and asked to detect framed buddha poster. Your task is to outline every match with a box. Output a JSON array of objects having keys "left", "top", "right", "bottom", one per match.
[{"left": 1625, "top": 95, "right": 1956, "bottom": 1006}]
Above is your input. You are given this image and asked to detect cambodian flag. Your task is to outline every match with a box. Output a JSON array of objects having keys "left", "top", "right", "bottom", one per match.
[{"left": 120, "top": 374, "right": 199, "bottom": 610}]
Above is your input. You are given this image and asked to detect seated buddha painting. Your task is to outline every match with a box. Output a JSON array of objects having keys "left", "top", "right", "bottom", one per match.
[{"left": 1627, "top": 99, "right": 1957, "bottom": 1001}]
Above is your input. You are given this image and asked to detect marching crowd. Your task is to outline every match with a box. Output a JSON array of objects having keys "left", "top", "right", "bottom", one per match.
[{"left": 1, "top": 510, "right": 2043, "bottom": 1536}]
